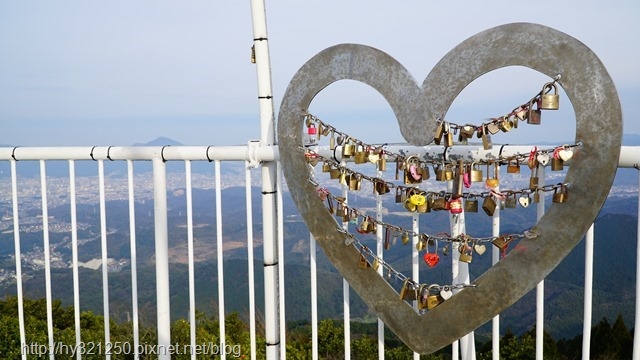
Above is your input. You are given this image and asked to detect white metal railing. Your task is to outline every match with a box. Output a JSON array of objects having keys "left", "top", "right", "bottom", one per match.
[{"left": 1, "top": 144, "right": 638, "bottom": 360}]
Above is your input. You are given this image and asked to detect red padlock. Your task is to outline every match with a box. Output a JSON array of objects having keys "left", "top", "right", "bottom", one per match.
[
  {"left": 449, "top": 198, "right": 463, "bottom": 214},
  {"left": 423, "top": 252, "right": 440, "bottom": 268}
]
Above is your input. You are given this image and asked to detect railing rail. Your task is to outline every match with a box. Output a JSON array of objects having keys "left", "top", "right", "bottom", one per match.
[{"left": 0, "top": 144, "right": 638, "bottom": 359}]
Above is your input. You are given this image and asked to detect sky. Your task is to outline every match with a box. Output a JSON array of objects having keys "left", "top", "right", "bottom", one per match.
[{"left": 0, "top": 1, "right": 638, "bottom": 147}]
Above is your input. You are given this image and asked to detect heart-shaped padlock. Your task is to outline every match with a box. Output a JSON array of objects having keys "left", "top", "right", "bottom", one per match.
[
  {"left": 474, "top": 244, "right": 487, "bottom": 255},
  {"left": 537, "top": 153, "right": 550, "bottom": 166},
  {"left": 278, "top": 23, "right": 621, "bottom": 354},
  {"left": 423, "top": 252, "right": 440, "bottom": 268},
  {"left": 518, "top": 194, "right": 531, "bottom": 208},
  {"left": 559, "top": 148, "right": 573, "bottom": 161}
]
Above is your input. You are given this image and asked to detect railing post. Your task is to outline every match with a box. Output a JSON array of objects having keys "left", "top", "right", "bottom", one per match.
[
  {"left": 11, "top": 160, "right": 27, "bottom": 360},
  {"left": 249, "top": 1, "right": 280, "bottom": 358},
  {"left": 582, "top": 224, "right": 595, "bottom": 359},
  {"left": 633, "top": 166, "right": 640, "bottom": 360},
  {"left": 536, "top": 165, "right": 546, "bottom": 360},
  {"left": 492, "top": 183, "right": 501, "bottom": 360},
  {"left": 153, "top": 157, "right": 171, "bottom": 360}
]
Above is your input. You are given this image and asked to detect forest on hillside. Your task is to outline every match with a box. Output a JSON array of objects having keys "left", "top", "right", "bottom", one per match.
[{"left": 0, "top": 296, "right": 633, "bottom": 359}]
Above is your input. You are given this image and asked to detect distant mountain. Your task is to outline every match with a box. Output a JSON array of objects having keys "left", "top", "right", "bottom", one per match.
[{"left": 132, "top": 136, "right": 184, "bottom": 146}]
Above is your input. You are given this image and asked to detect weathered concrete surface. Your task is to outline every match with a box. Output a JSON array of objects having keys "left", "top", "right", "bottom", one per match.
[{"left": 277, "top": 23, "right": 622, "bottom": 354}]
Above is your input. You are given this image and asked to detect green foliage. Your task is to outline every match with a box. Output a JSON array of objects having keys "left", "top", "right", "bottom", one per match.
[{"left": 0, "top": 295, "right": 635, "bottom": 359}]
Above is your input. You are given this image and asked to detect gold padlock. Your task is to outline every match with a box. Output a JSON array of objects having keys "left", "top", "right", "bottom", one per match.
[
  {"left": 480, "top": 125, "right": 493, "bottom": 150},
  {"left": 354, "top": 146, "right": 367, "bottom": 164},
  {"left": 486, "top": 120, "right": 500, "bottom": 135},
  {"left": 552, "top": 183, "right": 569, "bottom": 203},
  {"left": 551, "top": 156, "right": 564, "bottom": 171},
  {"left": 482, "top": 195, "right": 497, "bottom": 216},
  {"left": 444, "top": 164, "right": 454, "bottom": 181},
  {"left": 329, "top": 130, "right": 336, "bottom": 150},
  {"left": 433, "top": 122, "right": 445, "bottom": 145},
  {"left": 500, "top": 116, "right": 513, "bottom": 132},
  {"left": 322, "top": 162, "right": 332, "bottom": 173},
  {"left": 458, "top": 243, "right": 473, "bottom": 263},
  {"left": 330, "top": 167, "right": 341, "bottom": 180},
  {"left": 465, "top": 196, "right": 478, "bottom": 213},
  {"left": 470, "top": 162, "right": 483, "bottom": 182},
  {"left": 431, "top": 196, "right": 446, "bottom": 211},
  {"left": 507, "top": 158, "right": 521, "bottom": 174},
  {"left": 527, "top": 98, "right": 542, "bottom": 125},
  {"left": 342, "top": 138, "right": 355, "bottom": 157},
  {"left": 540, "top": 82, "right": 560, "bottom": 110},
  {"left": 358, "top": 253, "right": 370, "bottom": 269},
  {"left": 417, "top": 195, "right": 431, "bottom": 213},
  {"left": 374, "top": 180, "right": 390, "bottom": 195},
  {"left": 401, "top": 232, "right": 410, "bottom": 245},
  {"left": 426, "top": 294, "right": 444, "bottom": 310},
  {"left": 434, "top": 163, "right": 444, "bottom": 182},
  {"left": 377, "top": 152, "right": 387, "bottom": 172},
  {"left": 505, "top": 193, "right": 517, "bottom": 208},
  {"left": 418, "top": 285, "right": 429, "bottom": 310},
  {"left": 491, "top": 235, "right": 512, "bottom": 250},
  {"left": 444, "top": 127, "right": 454, "bottom": 147},
  {"left": 529, "top": 166, "right": 539, "bottom": 189},
  {"left": 395, "top": 187, "right": 405, "bottom": 203},
  {"left": 460, "top": 124, "right": 476, "bottom": 138},
  {"left": 485, "top": 163, "right": 499, "bottom": 188}
]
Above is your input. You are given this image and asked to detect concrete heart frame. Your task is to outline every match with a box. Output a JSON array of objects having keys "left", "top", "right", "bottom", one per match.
[{"left": 277, "top": 23, "right": 622, "bottom": 354}]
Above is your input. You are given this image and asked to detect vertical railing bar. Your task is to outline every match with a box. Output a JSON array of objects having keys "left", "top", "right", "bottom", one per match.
[
  {"left": 276, "top": 162, "right": 286, "bottom": 358},
  {"left": 153, "top": 157, "right": 171, "bottom": 360},
  {"left": 450, "top": 179, "right": 459, "bottom": 360},
  {"left": 342, "top": 187, "right": 351, "bottom": 360},
  {"left": 535, "top": 165, "right": 546, "bottom": 360},
  {"left": 582, "top": 224, "right": 594, "bottom": 359},
  {"left": 245, "top": 162, "right": 257, "bottom": 360},
  {"left": 126, "top": 160, "right": 140, "bottom": 360},
  {"left": 68, "top": 160, "right": 82, "bottom": 360},
  {"left": 376, "top": 168, "right": 384, "bottom": 360},
  {"left": 39, "top": 160, "right": 55, "bottom": 360},
  {"left": 491, "top": 183, "right": 501, "bottom": 360},
  {"left": 633, "top": 168, "right": 640, "bottom": 360},
  {"left": 310, "top": 165, "right": 318, "bottom": 360},
  {"left": 215, "top": 160, "right": 227, "bottom": 360},
  {"left": 310, "top": 232, "right": 318, "bottom": 360},
  {"left": 185, "top": 160, "right": 197, "bottom": 360},
  {"left": 11, "top": 160, "right": 27, "bottom": 360},
  {"left": 98, "top": 159, "right": 111, "bottom": 360},
  {"left": 412, "top": 212, "right": 419, "bottom": 360},
  {"left": 449, "top": 178, "right": 474, "bottom": 359}
]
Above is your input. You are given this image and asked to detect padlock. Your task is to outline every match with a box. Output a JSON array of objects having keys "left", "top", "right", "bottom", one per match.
[
  {"left": 402, "top": 232, "right": 410, "bottom": 245},
  {"left": 417, "top": 195, "right": 431, "bottom": 213},
  {"left": 500, "top": 116, "right": 513, "bottom": 132},
  {"left": 330, "top": 167, "right": 341, "bottom": 180},
  {"left": 377, "top": 152, "right": 387, "bottom": 172},
  {"left": 460, "top": 124, "right": 476, "bottom": 138},
  {"left": 443, "top": 164, "right": 454, "bottom": 181},
  {"left": 366, "top": 217, "right": 377, "bottom": 234},
  {"left": 551, "top": 156, "right": 564, "bottom": 171},
  {"left": 416, "top": 238, "right": 425, "bottom": 251},
  {"left": 395, "top": 187, "right": 405, "bottom": 203},
  {"left": 374, "top": 180, "right": 390, "bottom": 195},
  {"left": 354, "top": 145, "right": 367, "bottom": 164},
  {"left": 491, "top": 235, "right": 512, "bottom": 250},
  {"left": 458, "top": 244, "right": 473, "bottom": 263},
  {"left": 552, "top": 183, "right": 569, "bottom": 203},
  {"left": 349, "top": 174, "right": 361, "bottom": 191},
  {"left": 514, "top": 106, "right": 528, "bottom": 121},
  {"left": 481, "top": 125, "right": 493, "bottom": 150},
  {"left": 470, "top": 162, "right": 483, "bottom": 182},
  {"left": 322, "top": 161, "right": 332, "bottom": 173},
  {"left": 431, "top": 196, "right": 446, "bottom": 211},
  {"left": 507, "top": 158, "right": 521, "bottom": 174},
  {"left": 449, "top": 197, "right": 463, "bottom": 214},
  {"left": 329, "top": 130, "right": 336, "bottom": 150},
  {"left": 465, "top": 196, "right": 478, "bottom": 213},
  {"left": 418, "top": 285, "right": 430, "bottom": 310},
  {"left": 527, "top": 98, "right": 542, "bottom": 125},
  {"left": 529, "top": 166, "right": 539, "bottom": 189},
  {"left": 420, "top": 165, "right": 430, "bottom": 180},
  {"left": 505, "top": 193, "right": 517, "bottom": 208},
  {"left": 357, "top": 217, "right": 370, "bottom": 234},
  {"left": 533, "top": 189, "right": 541, "bottom": 203},
  {"left": 452, "top": 160, "right": 464, "bottom": 198},
  {"left": 482, "top": 195, "right": 497, "bottom": 216},
  {"left": 540, "top": 82, "right": 560, "bottom": 110},
  {"left": 434, "top": 163, "right": 444, "bottom": 182},
  {"left": 404, "top": 156, "right": 423, "bottom": 184},
  {"left": 339, "top": 171, "right": 349, "bottom": 187},
  {"left": 444, "top": 125, "right": 454, "bottom": 147},
  {"left": 485, "top": 163, "right": 499, "bottom": 188},
  {"left": 486, "top": 120, "right": 500, "bottom": 135},
  {"left": 433, "top": 122, "right": 445, "bottom": 145},
  {"left": 358, "top": 252, "right": 370, "bottom": 269},
  {"left": 399, "top": 279, "right": 417, "bottom": 301},
  {"left": 426, "top": 294, "right": 444, "bottom": 310},
  {"left": 403, "top": 197, "right": 417, "bottom": 212},
  {"left": 342, "top": 138, "right": 355, "bottom": 157}
]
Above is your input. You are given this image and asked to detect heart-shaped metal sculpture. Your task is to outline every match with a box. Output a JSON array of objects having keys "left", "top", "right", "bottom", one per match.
[{"left": 277, "top": 23, "right": 622, "bottom": 354}]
